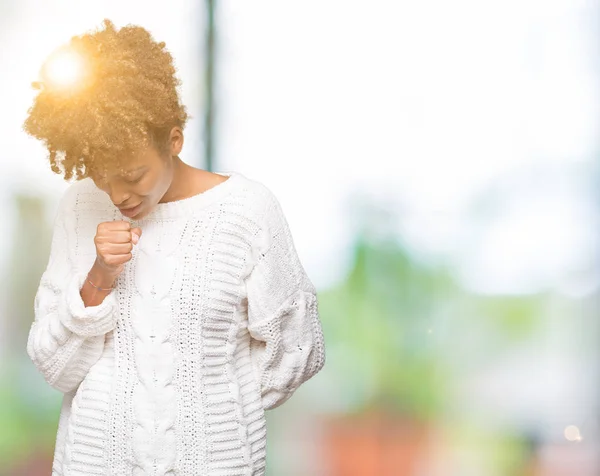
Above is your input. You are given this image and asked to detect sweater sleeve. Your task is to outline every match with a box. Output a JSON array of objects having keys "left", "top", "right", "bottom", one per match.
[
  {"left": 244, "top": 191, "right": 326, "bottom": 411},
  {"left": 26, "top": 188, "right": 120, "bottom": 393}
]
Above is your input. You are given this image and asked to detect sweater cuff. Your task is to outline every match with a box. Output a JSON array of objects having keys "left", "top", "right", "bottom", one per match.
[{"left": 59, "top": 271, "right": 119, "bottom": 337}]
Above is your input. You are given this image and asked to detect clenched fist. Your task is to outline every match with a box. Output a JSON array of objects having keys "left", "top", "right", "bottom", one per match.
[{"left": 93, "top": 220, "right": 142, "bottom": 276}]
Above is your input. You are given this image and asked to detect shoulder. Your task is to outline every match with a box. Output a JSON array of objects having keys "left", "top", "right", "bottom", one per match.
[
  {"left": 56, "top": 177, "right": 95, "bottom": 212},
  {"left": 229, "top": 174, "right": 289, "bottom": 243},
  {"left": 55, "top": 177, "right": 110, "bottom": 226},
  {"left": 230, "top": 172, "right": 285, "bottom": 223},
  {"left": 226, "top": 171, "right": 292, "bottom": 236}
]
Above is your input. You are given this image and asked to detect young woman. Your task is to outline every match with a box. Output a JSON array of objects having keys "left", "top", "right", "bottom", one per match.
[{"left": 24, "top": 19, "right": 325, "bottom": 475}]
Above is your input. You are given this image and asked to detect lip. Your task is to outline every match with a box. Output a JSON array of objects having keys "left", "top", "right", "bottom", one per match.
[{"left": 119, "top": 203, "right": 142, "bottom": 218}]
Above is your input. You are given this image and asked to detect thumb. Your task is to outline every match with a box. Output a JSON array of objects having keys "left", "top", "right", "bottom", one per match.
[{"left": 131, "top": 227, "right": 142, "bottom": 244}]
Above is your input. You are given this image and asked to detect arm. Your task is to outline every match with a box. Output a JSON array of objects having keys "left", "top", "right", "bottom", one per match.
[
  {"left": 26, "top": 190, "right": 120, "bottom": 393},
  {"left": 245, "top": 191, "right": 326, "bottom": 411}
]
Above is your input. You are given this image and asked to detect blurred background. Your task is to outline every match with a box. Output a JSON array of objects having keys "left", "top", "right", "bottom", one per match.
[{"left": 1, "top": 1, "right": 599, "bottom": 475}]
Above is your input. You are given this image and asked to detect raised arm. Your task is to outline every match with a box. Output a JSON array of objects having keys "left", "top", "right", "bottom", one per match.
[{"left": 26, "top": 188, "right": 120, "bottom": 393}]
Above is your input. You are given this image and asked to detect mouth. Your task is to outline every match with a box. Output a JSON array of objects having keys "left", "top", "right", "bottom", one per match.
[{"left": 119, "top": 203, "right": 142, "bottom": 217}]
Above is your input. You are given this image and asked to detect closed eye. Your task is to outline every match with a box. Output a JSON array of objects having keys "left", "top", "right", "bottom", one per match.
[{"left": 125, "top": 173, "right": 145, "bottom": 184}]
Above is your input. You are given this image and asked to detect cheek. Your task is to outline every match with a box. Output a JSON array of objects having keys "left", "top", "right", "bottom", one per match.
[{"left": 143, "top": 176, "right": 167, "bottom": 200}]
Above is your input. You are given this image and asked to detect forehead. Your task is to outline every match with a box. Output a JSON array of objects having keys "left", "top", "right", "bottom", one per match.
[
  {"left": 92, "top": 146, "right": 158, "bottom": 179},
  {"left": 93, "top": 163, "right": 147, "bottom": 181}
]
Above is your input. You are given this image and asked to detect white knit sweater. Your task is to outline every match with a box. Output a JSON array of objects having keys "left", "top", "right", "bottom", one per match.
[{"left": 27, "top": 171, "right": 326, "bottom": 476}]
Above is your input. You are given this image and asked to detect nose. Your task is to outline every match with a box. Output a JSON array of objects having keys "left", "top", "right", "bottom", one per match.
[
  {"left": 92, "top": 175, "right": 131, "bottom": 205},
  {"left": 104, "top": 183, "right": 131, "bottom": 207},
  {"left": 112, "top": 194, "right": 132, "bottom": 208}
]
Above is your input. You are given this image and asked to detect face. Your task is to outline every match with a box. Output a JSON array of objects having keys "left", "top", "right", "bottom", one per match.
[{"left": 91, "top": 128, "right": 183, "bottom": 220}]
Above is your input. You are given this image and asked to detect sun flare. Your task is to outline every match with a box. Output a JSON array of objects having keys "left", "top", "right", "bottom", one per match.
[{"left": 42, "top": 48, "right": 87, "bottom": 90}]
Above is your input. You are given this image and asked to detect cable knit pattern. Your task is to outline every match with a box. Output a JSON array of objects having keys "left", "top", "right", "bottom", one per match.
[{"left": 26, "top": 171, "right": 326, "bottom": 475}]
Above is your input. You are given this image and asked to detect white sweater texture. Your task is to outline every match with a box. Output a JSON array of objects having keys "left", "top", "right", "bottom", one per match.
[{"left": 26, "top": 171, "right": 326, "bottom": 475}]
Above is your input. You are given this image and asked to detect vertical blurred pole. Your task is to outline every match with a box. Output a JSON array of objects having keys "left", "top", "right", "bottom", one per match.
[{"left": 204, "top": 0, "right": 216, "bottom": 172}]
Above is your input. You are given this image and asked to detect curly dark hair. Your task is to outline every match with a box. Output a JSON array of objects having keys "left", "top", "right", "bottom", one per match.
[{"left": 23, "top": 19, "right": 189, "bottom": 181}]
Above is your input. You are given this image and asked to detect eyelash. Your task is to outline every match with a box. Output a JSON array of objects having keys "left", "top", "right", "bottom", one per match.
[{"left": 125, "top": 175, "right": 144, "bottom": 184}]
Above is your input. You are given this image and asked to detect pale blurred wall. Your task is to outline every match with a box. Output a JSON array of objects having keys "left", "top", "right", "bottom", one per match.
[{"left": 217, "top": 0, "right": 600, "bottom": 292}]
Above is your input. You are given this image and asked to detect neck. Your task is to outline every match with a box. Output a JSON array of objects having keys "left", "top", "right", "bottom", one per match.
[{"left": 159, "top": 156, "right": 201, "bottom": 203}]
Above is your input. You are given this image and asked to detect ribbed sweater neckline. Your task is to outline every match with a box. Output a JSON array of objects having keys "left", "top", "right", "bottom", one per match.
[{"left": 126, "top": 171, "right": 242, "bottom": 223}]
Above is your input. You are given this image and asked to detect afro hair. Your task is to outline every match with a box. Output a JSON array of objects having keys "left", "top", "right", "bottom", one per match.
[{"left": 23, "top": 19, "right": 189, "bottom": 181}]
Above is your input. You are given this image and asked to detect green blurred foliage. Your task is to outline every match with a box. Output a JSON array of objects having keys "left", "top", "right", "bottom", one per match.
[
  {"left": 0, "top": 361, "right": 61, "bottom": 467},
  {"left": 1, "top": 193, "right": 57, "bottom": 468},
  {"left": 318, "top": 202, "right": 546, "bottom": 425},
  {"left": 319, "top": 233, "right": 454, "bottom": 420}
]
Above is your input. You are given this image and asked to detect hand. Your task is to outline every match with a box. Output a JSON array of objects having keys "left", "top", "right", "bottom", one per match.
[{"left": 93, "top": 220, "right": 142, "bottom": 277}]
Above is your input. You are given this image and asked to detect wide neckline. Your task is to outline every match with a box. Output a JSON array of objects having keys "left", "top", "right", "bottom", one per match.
[{"left": 126, "top": 171, "right": 242, "bottom": 223}]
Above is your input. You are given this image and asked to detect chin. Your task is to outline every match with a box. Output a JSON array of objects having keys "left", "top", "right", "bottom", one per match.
[
  {"left": 132, "top": 208, "right": 148, "bottom": 220},
  {"left": 137, "top": 203, "right": 157, "bottom": 219}
]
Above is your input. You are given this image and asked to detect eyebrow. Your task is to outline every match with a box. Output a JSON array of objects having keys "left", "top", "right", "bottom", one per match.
[{"left": 123, "top": 166, "right": 147, "bottom": 175}]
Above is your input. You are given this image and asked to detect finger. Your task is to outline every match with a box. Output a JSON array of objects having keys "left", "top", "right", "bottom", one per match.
[
  {"left": 104, "top": 242, "right": 134, "bottom": 255},
  {"left": 105, "top": 230, "right": 134, "bottom": 243},
  {"left": 98, "top": 221, "right": 130, "bottom": 236},
  {"left": 108, "top": 220, "right": 132, "bottom": 231}
]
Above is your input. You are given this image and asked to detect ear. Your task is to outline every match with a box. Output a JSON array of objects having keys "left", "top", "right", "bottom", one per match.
[{"left": 169, "top": 126, "right": 184, "bottom": 156}]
